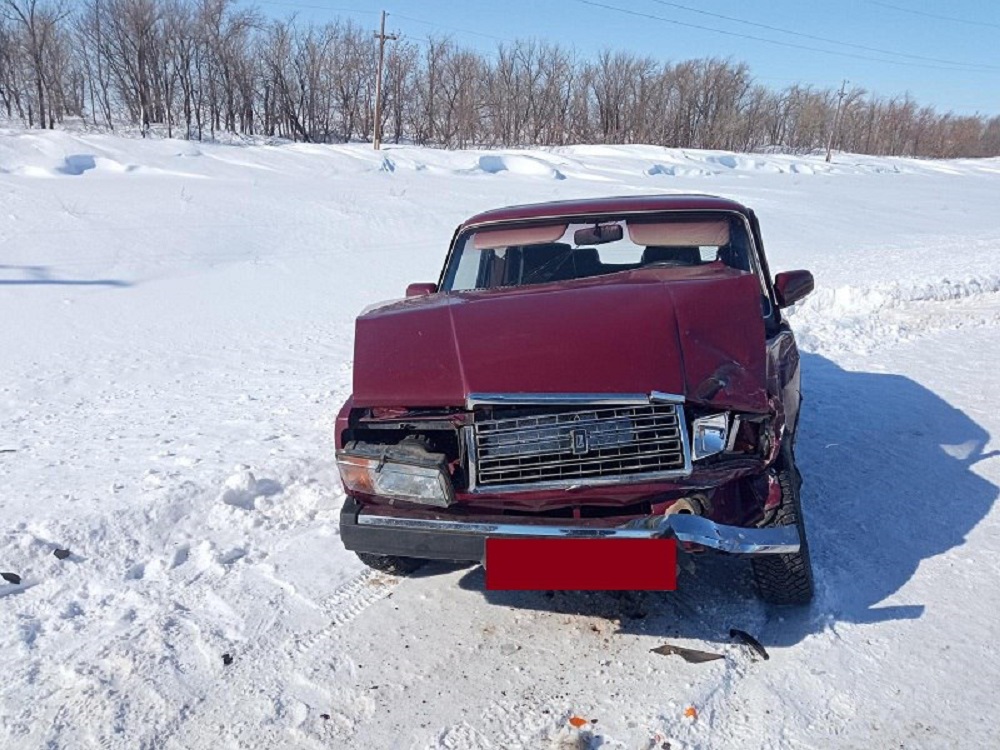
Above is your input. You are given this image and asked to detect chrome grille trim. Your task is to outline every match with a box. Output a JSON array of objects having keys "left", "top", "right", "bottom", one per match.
[
  {"left": 466, "top": 392, "right": 649, "bottom": 409},
  {"left": 466, "top": 391, "right": 685, "bottom": 409},
  {"left": 468, "top": 400, "right": 692, "bottom": 491}
]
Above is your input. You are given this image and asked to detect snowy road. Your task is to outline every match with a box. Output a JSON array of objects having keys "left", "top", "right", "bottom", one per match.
[{"left": 1, "top": 131, "right": 999, "bottom": 748}]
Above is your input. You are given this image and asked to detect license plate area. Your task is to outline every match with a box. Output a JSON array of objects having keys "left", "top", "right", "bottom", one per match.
[{"left": 484, "top": 537, "right": 677, "bottom": 591}]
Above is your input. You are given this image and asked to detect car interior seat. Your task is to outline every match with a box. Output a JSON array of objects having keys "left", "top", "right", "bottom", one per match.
[
  {"left": 640, "top": 245, "right": 702, "bottom": 266},
  {"left": 717, "top": 245, "right": 749, "bottom": 271},
  {"left": 570, "top": 248, "right": 602, "bottom": 278},
  {"left": 516, "top": 243, "right": 600, "bottom": 284}
]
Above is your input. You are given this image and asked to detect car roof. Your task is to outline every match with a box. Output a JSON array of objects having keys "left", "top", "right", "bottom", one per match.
[{"left": 460, "top": 194, "right": 750, "bottom": 229}]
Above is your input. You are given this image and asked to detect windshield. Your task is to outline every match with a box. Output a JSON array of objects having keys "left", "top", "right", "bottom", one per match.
[{"left": 440, "top": 212, "right": 756, "bottom": 292}]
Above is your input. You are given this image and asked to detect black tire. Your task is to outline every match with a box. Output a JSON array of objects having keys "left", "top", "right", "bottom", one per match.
[
  {"left": 751, "top": 458, "right": 815, "bottom": 605},
  {"left": 355, "top": 551, "right": 426, "bottom": 576}
]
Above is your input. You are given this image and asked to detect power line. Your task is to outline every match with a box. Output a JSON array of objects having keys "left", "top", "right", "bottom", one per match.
[
  {"left": 573, "top": 0, "right": 994, "bottom": 73},
  {"left": 868, "top": 1, "right": 1000, "bottom": 31},
  {"left": 390, "top": 13, "right": 513, "bottom": 44},
  {"left": 648, "top": 0, "right": 1000, "bottom": 71},
  {"left": 246, "top": 2, "right": 512, "bottom": 44},
  {"left": 252, "top": 1, "right": 379, "bottom": 15}
]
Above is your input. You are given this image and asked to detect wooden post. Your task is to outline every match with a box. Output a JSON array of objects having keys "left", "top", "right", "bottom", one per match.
[
  {"left": 826, "top": 79, "right": 849, "bottom": 163},
  {"left": 373, "top": 10, "right": 398, "bottom": 150}
]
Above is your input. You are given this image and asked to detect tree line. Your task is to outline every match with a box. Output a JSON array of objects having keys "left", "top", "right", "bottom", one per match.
[{"left": 2, "top": 0, "right": 998, "bottom": 158}]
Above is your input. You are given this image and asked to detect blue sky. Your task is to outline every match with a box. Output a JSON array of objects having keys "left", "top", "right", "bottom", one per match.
[{"left": 250, "top": 0, "right": 1000, "bottom": 115}]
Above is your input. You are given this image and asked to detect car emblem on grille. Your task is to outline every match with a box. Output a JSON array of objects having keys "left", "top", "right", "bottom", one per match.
[{"left": 569, "top": 428, "right": 590, "bottom": 455}]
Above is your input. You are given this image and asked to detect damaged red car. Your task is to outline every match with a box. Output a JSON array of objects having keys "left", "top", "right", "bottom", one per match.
[{"left": 336, "top": 194, "right": 815, "bottom": 604}]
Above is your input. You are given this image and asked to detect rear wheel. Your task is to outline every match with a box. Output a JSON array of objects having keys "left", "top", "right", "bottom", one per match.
[
  {"left": 355, "top": 551, "right": 426, "bottom": 576},
  {"left": 751, "top": 457, "right": 815, "bottom": 605}
]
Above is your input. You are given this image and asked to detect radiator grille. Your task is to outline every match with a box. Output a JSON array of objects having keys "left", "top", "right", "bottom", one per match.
[{"left": 473, "top": 403, "right": 688, "bottom": 487}]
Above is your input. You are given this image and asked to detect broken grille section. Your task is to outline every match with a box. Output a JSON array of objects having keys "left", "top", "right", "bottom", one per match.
[{"left": 473, "top": 403, "right": 688, "bottom": 487}]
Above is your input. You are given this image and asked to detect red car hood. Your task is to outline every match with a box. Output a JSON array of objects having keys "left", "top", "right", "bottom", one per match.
[{"left": 352, "top": 265, "right": 770, "bottom": 413}]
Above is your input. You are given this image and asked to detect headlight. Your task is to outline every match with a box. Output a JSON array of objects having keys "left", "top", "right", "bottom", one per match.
[
  {"left": 337, "top": 450, "right": 455, "bottom": 507},
  {"left": 691, "top": 413, "right": 729, "bottom": 461}
]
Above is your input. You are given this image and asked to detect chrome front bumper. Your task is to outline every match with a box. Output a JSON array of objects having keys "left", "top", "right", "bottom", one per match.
[{"left": 350, "top": 510, "right": 799, "bottom": 556}]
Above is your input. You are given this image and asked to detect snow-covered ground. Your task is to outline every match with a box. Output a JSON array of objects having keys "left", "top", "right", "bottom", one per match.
[{"left": 1, "top": 130, "right": 999, "bottom": 749}]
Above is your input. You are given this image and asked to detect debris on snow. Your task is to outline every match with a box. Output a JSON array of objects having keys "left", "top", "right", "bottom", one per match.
[
  {"left": 1, "top": 572, "right": 21, "bottom": 585},
  {"left": 730, "top": 629, "right": 770, "bottom": 661},
  {"left": 644, "top": 733, "right": 672, "bottom": 750},
  {"left": 53, "top": 548, "right": 71, "bottom": 560},
  {"left": 221, "top": 653, "right": 233, "bottom": 667},
  {"left": 650, "top": 643, "right": 725, "bottom": 663}
]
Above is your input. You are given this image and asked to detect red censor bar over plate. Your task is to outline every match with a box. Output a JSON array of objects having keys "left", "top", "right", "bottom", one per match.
[{"left": 485, "top": 538, "right": 677, "bottom": 591}]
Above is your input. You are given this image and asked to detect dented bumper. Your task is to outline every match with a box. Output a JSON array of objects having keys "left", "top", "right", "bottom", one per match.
[{"left": 340, "top": 497, "right": 799, "bottom": 562}]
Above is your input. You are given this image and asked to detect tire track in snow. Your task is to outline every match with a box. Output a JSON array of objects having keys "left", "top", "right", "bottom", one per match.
[
  {"left": 288, "top": 568, "right": 400, "bottom": 658},
  {"left": 164, "top": 567, "right": 402, "bottom": 749},
  {"left": 216, "top": 567, "right": 400, "bottom": 680},
  {"left": 426, "top": 695, "right": 589, "bottom": 750}
]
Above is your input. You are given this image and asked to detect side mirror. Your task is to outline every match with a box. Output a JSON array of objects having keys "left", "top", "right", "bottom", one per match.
[
  {"left": 406, "top": 282, "right": 438, "bottom": 298},
  {"left": 773, "top": 270, "right": 814, "bottom": 308}
]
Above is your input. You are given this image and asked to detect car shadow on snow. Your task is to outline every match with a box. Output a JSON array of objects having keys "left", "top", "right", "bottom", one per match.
[{"left": 451, "top": 352, "right": 998, "bottom": 648}]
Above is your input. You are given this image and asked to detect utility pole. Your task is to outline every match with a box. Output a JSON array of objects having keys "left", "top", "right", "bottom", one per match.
[
  {"left": 825, "top": 79, "right": 849, "bottom": 163},
  {"left": 373, "top": 10, "right": 398, "bottom": 150}
]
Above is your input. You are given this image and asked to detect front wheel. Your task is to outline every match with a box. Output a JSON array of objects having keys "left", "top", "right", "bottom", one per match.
[
  {"left": 751, "top": 458, "right": 815, "bottom": 605},
  {"left": 355, "top": 551, "right": 426, "bottom": 576}
]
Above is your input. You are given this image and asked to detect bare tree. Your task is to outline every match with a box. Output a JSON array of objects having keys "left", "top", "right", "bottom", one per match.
[
  {"left": 382, "top": 38, "right": 416, "bottom": 144},
  {"left": 1, "top": 2, "right": 997, "bottom": 158},
  {"left": 2, "top": 0, "right": 70, "bottom": 127}
]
